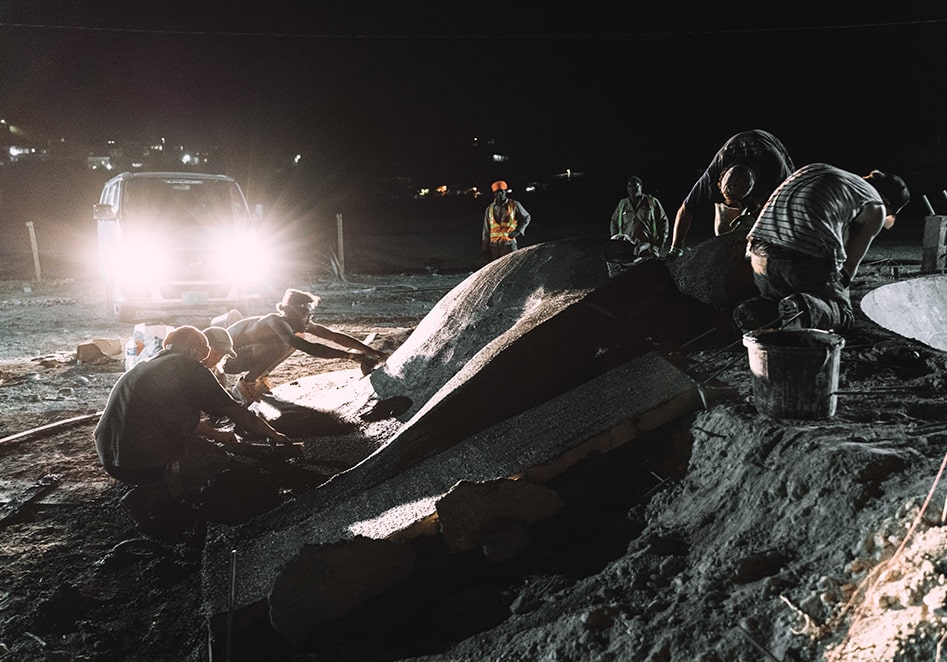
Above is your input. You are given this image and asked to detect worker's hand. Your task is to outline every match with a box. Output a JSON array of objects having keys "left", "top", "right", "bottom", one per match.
[{"left": 508, "top": 231, "right": 520, "bottom": 239}]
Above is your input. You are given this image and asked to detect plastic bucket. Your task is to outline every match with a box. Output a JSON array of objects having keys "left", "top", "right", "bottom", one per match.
[{"left": 742, "top": 328, "right": 845, "bottom": 419}]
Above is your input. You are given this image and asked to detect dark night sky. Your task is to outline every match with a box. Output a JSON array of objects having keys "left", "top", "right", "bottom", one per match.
[{"left": 2, "top": 3, "right": 947, "bottom": 204}]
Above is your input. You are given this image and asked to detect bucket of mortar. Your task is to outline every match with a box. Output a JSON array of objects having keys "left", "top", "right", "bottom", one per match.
[{"left": 742, "top": 328, "right": 845, "bottom": 419}]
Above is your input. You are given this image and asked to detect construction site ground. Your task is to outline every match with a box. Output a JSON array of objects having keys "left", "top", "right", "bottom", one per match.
[{"left": 3, "top": 240, "right": 947, "bottom": 661}]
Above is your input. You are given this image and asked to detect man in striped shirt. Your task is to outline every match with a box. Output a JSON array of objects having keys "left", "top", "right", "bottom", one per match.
[{"left": 734, "top": 163, "right": 910, "bottom": 333}]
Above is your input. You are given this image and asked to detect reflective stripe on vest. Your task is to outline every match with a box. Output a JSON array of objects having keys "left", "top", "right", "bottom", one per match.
[{"left": 488, "top": 201, "right": 517, "bottom": 242}]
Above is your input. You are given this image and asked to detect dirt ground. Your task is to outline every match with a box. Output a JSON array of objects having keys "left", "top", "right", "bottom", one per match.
[
  {"left": 0, "top": 271, "right": 466, "bottom": 661},
  {"left": 3, "top": 243, "right": 947, "bottom": 661}
]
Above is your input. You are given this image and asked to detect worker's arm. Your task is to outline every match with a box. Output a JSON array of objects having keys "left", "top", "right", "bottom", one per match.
[
  {"left": 226, "top": 405, "right": 292, "bottom": 445},
  {"left": 285, "top": 333, "right": 356, "bottom": 360},
  {"left": 259, "top": 316, "right": 352, "bottom": 360},
  {"left": 842, "top": 203, "right": 887, "bottom": 284},
  {"left": 195, "top": 418, "right": 235, "bottom": 443},
  {"left": 653, "top": 198, "right": 670, "bottom": 250},
  {"left": 609, "top": 200, "right": 623, "bottom": 236},
  {"left": 194, "top": 366, "right": 291, "bottom": 445},
  {"left": 306, "top": 323, "right": 387, "bottom": 359},
  {"left": 482, "top": 207, "right": 492, "bottom": 251},
  {"left": 510, "top": 201, "right": 531, "bottom": 238},
  {"left": 669, "top": 203, "right": 693, "bottom": 255}
]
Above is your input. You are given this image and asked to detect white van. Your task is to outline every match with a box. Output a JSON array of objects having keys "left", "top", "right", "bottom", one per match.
[{"left": 94, "top": 171, "right": 269, "bottom": 322}]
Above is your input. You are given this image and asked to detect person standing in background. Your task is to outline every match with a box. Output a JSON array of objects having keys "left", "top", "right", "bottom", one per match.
[
  {"left": 482, "top": 180, "right": 532, "bottom": 262},
  {"left": 609, "top": 175, "right": 669, "bottom": 257}
]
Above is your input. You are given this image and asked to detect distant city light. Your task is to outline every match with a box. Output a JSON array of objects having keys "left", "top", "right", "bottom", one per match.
[
  {"left": 491, "top": 154, "right": 509, "bottom": 163},
  {"left": 293, "top": 154, "right": 302, "bottom": 165},
  {"left": 181, "top": 153, "right": 197, "bottom": 165}
]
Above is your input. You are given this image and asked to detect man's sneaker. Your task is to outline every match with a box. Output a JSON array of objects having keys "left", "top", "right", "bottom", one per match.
[
  {"left": 732, "top": 298, "right": 779, "bottom": 334},
  {"left": 777, "top": 294, "right": 809, "bottom": 329}
]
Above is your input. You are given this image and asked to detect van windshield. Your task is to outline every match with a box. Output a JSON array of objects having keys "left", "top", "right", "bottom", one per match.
[{"left": 121, "top": 178, "right": 249, "bottom": 228}]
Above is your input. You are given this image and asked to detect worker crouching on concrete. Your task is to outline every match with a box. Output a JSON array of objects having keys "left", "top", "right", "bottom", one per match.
[
  {"left": 94, "top": 325, "right": 290, "bottom": 540},
  {"left": 223, "top": 288, "right": 389, "bottom": 403},
  {"left": 734, "top": 163, "right": 910, "bottom": 333},
  {"left": 482, "top": 180, "right": 532, "bottom": 262},
  {"left": 669, "top": 129, "right": 795, "bottom": 255}
]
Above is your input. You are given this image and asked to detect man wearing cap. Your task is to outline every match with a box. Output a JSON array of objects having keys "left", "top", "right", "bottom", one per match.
[
  {"left": 223, "top": 288, "right": 388, "bottom": 403},
  {"left": 669, "top": 129, "right": 795, "bottom": 255},
  {"left": 94, "top": 325, "right": 290, "bottom": 537},
  {"left": 609, "top": 175, "right": 669, "bottom": 257},
  {"left": 482, "top": 180, "right": 532, "bottom": 262},
  {"left": 733, "top": 163, "right": 910, "bottom": 333},
  {"left": 202, "top": 326, "right": 237, "bottom": 387}
]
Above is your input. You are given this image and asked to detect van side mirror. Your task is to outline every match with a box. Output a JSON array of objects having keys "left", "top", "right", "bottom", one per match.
[{"left": 93, "top": 203, "right": 116, "bottom": 221}]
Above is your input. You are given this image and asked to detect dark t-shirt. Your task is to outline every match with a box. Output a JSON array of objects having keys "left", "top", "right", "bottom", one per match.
[
  {"left": 94, "top": 349, "right": 238, "bottom": 469},
  {"left": 227, "top": 313, "right": 301, "bottom": 350},
  {"left": 682, "top": 129, "right": 795, "bottom": 224}
]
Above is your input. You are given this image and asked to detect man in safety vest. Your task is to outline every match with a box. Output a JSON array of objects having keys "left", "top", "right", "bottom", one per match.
[
  {"left": 609, "top": 175, "right": 669, "bottom": 258},
  {"left": 482, "top": 180, "right": 532, "bottom": 262}
]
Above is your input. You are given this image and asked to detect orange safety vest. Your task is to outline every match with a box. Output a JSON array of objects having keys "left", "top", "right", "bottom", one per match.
[{"left": 488, "top": 201, "right": 518, "bottom": 243}]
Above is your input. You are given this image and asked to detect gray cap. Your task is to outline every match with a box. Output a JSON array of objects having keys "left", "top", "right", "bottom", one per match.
[{"left": 203, "top": 326, "right": 237, "bottom": 358}]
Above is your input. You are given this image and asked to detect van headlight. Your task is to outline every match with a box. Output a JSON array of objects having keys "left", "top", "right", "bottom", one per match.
[
  {"left": 213, "top": 231, "right": 271, "bottom": 283},
  {"left": 110, "top": 233, "right": 172, "bottom": 287}
]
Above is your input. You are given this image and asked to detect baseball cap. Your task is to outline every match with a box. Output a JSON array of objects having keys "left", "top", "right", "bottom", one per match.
[{"left": 202, "top": 326, "right": 237, "bottom": 358}]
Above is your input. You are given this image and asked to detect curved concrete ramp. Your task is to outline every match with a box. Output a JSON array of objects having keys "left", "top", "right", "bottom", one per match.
[
  {"left": 860, "top": 275, "right": 947, "bottom": 351},
  {"left": 202, "top": 236, "right": 742, "bottom": 644},
  {"left": 368, "top": 236, "right": 633, "bottom": 421}
]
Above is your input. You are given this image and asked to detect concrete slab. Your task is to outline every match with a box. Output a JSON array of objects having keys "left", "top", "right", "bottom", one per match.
[
  {"left": 860, "top": 275, "right": 947, "bottom": 351},
  {"left": 201, "top": 235, "right": 749, "bottom": 646},
  {"left": 922, "top": 215, "right": 947, "bottom": 273},
  {"left": 202, "top": 352, "right": 702, "bottom": 644}
]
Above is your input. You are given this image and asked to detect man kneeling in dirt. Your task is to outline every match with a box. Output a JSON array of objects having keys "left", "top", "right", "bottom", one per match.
[
  {"left": 94, "top": 325, "right": 290, "bottom": 540},
  {"left": 223, "top": 288, "right": 389, "bottom": 403}
]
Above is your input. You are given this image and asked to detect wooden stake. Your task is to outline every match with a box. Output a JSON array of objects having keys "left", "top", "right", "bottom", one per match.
[
  {"left": 335, "top": 213, "right": 345, "bottom": 280},
  {"left": 26, "top": 221, "right": 41, "bottom": 281}
]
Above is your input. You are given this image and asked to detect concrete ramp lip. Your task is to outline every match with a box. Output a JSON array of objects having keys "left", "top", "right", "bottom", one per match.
[{"left": 860, "top": 275, "right": 947, "bottom": 351}]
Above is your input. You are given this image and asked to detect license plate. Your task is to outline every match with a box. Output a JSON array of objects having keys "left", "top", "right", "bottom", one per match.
[{"left": 182, "top": 291, "right": 209, "bottom": 304}]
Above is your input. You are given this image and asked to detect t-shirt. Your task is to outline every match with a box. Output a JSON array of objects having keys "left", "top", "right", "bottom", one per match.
[
  {"left": 682, "top": 129, "right": 795, "bottom": 222},
  {"left": 94, "top": 349, "right": 238, "bottom": 469},
  {"left": 228, "top": 313, "right": 302, "bottom": 349},
  {"left": 747, "top": 163, "right": 883, "bottom": 265}
]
